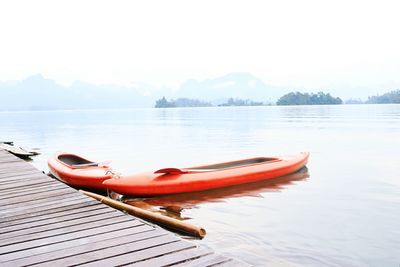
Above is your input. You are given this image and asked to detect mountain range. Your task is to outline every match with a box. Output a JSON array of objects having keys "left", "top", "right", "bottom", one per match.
[
  {"left": 0, "top": 73, "right": 287, "bottom": 110},
  {"left": 0, "top": 73, "right": 395, "bottom": 110},
  {"left": 0, "top": 74, "right": 153, "bottom": 110}
]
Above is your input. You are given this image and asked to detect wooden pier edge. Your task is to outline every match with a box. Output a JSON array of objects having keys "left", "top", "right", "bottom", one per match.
[{"left": 0, "top": 149, "right": 249, "bottom": 266}]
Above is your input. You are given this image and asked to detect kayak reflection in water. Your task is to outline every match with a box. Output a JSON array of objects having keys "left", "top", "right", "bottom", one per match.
[{"left": 123, "top": 167, "right": 309, "bottom": 221}]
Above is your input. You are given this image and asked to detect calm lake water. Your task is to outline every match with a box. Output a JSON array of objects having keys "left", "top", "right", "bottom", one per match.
[{"left": 1, "top": 104, "right": 399, "bottom": 266}]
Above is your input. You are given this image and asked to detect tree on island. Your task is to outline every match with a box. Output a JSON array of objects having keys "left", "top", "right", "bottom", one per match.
[
  {"left": 366, "top": 90, "right": 400, "bottom": 104},
  {"left": 155, "top": 97, "right": 212, "bottom": 108},
  {"left": 155, "top": 97, "right": 176, "bottom": 108},
  {"left": 276, "top": 92, "right": 342, "bottom": 105},
  {"left": 345, "top": 98, "right": 364, "bottom": 104},
  {"left": 218, "top": 98, "right": 264, "bottom": 106}
]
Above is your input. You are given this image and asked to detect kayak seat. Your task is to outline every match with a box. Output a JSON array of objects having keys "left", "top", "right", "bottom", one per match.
[{"left": 58, "top": 154, "right": 93, "bottom": 166}]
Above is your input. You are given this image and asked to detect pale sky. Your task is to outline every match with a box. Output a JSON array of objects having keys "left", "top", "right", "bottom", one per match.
[{"left": 0, "top": 0, "right": 399, "bottom": 94}]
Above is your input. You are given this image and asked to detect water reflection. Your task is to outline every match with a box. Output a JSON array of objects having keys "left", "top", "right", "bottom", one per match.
[
  {"left": 123, "top": 167, "right": 309, "bottom": 221},
  {"left": 3, "top": 105, "right": 399, "bottom": 266}
]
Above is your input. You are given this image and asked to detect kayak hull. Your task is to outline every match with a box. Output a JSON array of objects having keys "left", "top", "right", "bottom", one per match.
[
  {"left": 103, "top": 152, "right": 310, "bottom": 196},
  {"left": 48, "top": 152, "right": 113, "bottom": 191}
]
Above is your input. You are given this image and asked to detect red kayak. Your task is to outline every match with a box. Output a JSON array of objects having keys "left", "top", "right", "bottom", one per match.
[
  {"left": 48, "top": 152, "right": 114, "bottom": 191},
  {"left": 103, "top": 152, "right": 309, "bottom": 196}
]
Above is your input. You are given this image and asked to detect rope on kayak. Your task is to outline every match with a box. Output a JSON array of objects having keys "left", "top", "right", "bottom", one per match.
[
  {"left": 105, "top": 170, "right": 121, "bottom": 179},
  {"left": 105, "top": 170, "right": 122, "bottom": 200}
]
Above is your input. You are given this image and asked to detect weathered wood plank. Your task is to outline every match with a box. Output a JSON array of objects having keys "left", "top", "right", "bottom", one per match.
[
  {"left": 0, "top": 178, "right": 43, "bottom": 187},
  {"left": 0, "top": 197, "right": 94, "bottom": 219},
  {"left": 216, "top": 259, "right": 246, "bottom": 266},
  {"left": 0, "top": 221, "right": 154, "bottom": 263},
  {"left": 174, "top": 253, "right": 232, "bottom": 267},
  {"left": 0, "top": 180, "right": 61, "bottom": 196},
  {"left": 1, "top": 205, "right": 110, "bottom": 233},
  {"left": 132, "top": 246, "right": 212, "bottom": 267},
  {"left": 0, "top": 201, "right": 100, "bottom": 226},
  {"left": 0, "top": 222, "right": 151, "bottom": 263},
  {"left": 0, "top": 187, "right": 76, "bottom": 206},
  {"left": 79, "top": 239, "right": 196, "bottom": 267},
  {"left": 0, "top": 169, "right": 40, "bottom": 179},
  {"left": 3, "top": 228, "right": 167, "bottom": 266},
  {"left": 0, "top": 169, "right": 39, "bottom": 176},
  {"left": 1, "top": 191, "right": 86, "bottom": 211},
  {"left": 45, "top": 236, "right": 181, "bottom": 267},
  {"left": 0, "top": 176, "right": 52, "bottom": 188},
  {"left": 0, "top": 215, "right": 138, "bottom": 254},
  {"left": 0, "top": 207, "right": 115, "bottom": 238},
  {"left": 0, "top": 158, "right": 33, "bottom": 165},
  {"left": 0, "top": 211, "right": 131, "bottom": 245},
  {"left": 0, "top": 172, "right": 48, "bottom": 184},
  {"left": 0, "top": 179, "right": 58, "bottom": 191},
  {"left": 0, "top": 175, "right": 50, "bottom": 186},
  {"left": 0, "top": 164, "right": 37, "bottom": 172},
  {"left": 0, "top": 183, "right": 66, "bottom": 200}
]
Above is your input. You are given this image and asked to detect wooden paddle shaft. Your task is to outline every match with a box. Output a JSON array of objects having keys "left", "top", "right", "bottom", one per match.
[{"left": 80, "top": 190, "right": 206, "bottom": 238}]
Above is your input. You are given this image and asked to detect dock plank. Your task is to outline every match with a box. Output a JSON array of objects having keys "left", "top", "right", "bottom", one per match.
[
  {"left": 0, "top": 193, "right": 87, "bottom": 215},
  {"left": 0, "top": 208, "right": 122, "bottom": 239},
  {"left": 0, "top": 184, "right": 68, "bottom": 200},
  {"left": 0, "top": 187, "right": 79, "bottom": 206},
  {"left": 1, "top": 205, "right": 111, "bottom": 233},
  {"left": 0, "top": 202, "right": 102, "bottom": 228},
  {"left": 174, "top": 253, "right": 231, "bottom": 266},
  {"left": 0, "top": 198, "right": 96, "bottom": 221},
  {"left": 0, "top": 222, "right": 153, "bottom": 263},
  {"left": 0, "top": 227, "right": 166, "bottom": 266},
  {"left": 17, "top": 229, "right": 171, "bottom": 267},
  {"left": 0, "top": 214, "right": 134, "bottom": 249},
  {"left": 0, "top": 170, "right": 44, "bottom": 180},
  {"left": 131, "top": 246, "right": 213, "bottom": 267},
  {"left": 79, "top": 239, "right": 195, "bottom": 267},
  {"left": 0, "top": 180, "right": 62, "bottom": 196}
]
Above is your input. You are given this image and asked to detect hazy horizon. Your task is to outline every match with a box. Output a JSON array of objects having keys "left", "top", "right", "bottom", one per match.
[
  {"left": 1, "top": 72, "right": 399, "bottom": 111},
  {"left": 1, "top": 0, "right": 400, "bottom": 104}
]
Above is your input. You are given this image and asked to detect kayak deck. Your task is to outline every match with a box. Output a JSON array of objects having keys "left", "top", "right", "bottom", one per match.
[{"left": 103, "top": 152, "right": 310, "bottom": 196}]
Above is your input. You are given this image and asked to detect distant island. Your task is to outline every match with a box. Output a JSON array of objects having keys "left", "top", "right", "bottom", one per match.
[
  {"left": 155, "top": 97, "right": 270, "bottom": 108},
  {"left": 155, "top": 92, "right": 343, "bottom": 108},
  {"left": 366, "top": 90, "right": 400, "bottom": 104},
  {"left": 155, "top": 97, "right": 212, "bottom": 108},
  {"left": 218, "top": 98, "right": 265, "bottom": 107},
  {"left": 276, "top": 92, "right": 342, "bottom": 105}
]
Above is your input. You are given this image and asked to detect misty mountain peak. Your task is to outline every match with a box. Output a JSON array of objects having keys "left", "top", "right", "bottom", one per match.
[
  {"left": 21, "top": 74, "right": 58, "bottom": 88},
  {"left": 23, "top": 73, "right": 45, "bottom": 82}
]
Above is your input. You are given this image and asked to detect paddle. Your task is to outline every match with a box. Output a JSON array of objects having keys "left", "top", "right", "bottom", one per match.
[{"left": 80, "top": 190, "right": 206, "bottom": 238}]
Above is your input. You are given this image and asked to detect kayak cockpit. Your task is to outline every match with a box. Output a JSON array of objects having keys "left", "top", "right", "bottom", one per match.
[
  {"left": 191, "top": 157, "right": 279, "bottom": 170},
  {"left": 58, "top": 154, "right": 93, "bottom": 166},
  {"left": 155, "top": 157, "right": 280, "bottom": 174}
]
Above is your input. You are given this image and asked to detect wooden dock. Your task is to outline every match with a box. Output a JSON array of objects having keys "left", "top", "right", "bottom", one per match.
[{"left": 0, "top": 149, "right": 246, "bottom": 266}]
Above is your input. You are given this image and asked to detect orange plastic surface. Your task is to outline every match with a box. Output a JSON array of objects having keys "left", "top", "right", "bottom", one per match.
[
  {"left": 48, "top": 152, "right": 113, "bottom": 191},
  {"left": 103, "top": 152, "right": 309, "bottom": 196}
]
